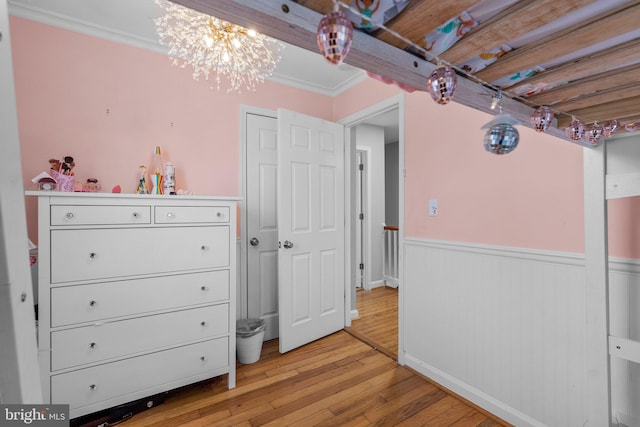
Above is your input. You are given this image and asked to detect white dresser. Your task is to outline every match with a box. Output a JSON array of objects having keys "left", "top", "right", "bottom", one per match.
[{"left": 26, "top": 192, "right": 238, "bottom": 419}]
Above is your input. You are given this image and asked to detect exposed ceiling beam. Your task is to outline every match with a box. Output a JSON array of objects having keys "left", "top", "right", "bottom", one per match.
[
  {"left": 506, "top": 38, "right": 640, "bottom": 94},
  {"left": 527, "top": 63, "right": 640, "bottom": 106},
  {"left": 169, "top": 0, "right": 569, "bottom": 141},
  {"left": 552, "top": 83, "right": 640, "bottom": 112},
  {"left": 558, "top": 95, "right": 640, "bottom": 127},
  {"left": 375, "top": 0, "right": 477, "bottom": 50},
  {"left": 475, "top": 1, "right": 640, "bottom": 83},
  {"left": 292, "top": 0, "right": 334, "bottom": 15},
  {"left": 440, "top": 0, "right": 596, "bottom": 65}
]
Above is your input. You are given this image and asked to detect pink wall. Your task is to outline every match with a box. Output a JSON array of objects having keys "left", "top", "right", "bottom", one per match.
[
  {"left": 12, "top": 17, "right": 639, "bottom": 259},
  {"left": 336, "top": 79, "right": 589, "bottom": 253},
  {"left": 11, "top": 17, "right": 333, "bottom": 244}
]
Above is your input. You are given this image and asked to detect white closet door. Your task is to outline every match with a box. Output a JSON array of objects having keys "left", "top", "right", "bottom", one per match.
[{"left": 277, "top": 109, "right": 345, "bottom": 353}]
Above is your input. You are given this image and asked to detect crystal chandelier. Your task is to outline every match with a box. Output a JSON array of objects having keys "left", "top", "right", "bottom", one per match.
[{"left": 155, "top": 0, "right": 283, "bottom": 92}]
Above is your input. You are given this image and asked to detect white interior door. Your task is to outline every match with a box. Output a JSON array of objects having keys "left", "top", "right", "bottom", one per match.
[
  {"left": 277, "top": 108, "right": 345, "bottom": 353},
  {"left": 246, "top": 113, "right": 279, "bottom": 341}
]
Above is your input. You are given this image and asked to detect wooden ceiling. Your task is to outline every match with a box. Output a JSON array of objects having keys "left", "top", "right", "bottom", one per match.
[{"left": 173, "top": 0, "right": 640, "bottom": 140}]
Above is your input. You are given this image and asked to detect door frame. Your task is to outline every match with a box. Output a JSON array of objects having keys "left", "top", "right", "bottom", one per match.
[
  {"left": 355, "top": 147, "right": 371, "bottom": 291},
  {"left": 239, "top": 105, "right": 276, "bottom": 321},
  {"left": 240, "top": 93, "right": 405, "bottom": 364},
  {"left": 339, "top": 93, "right": 406, "bottom": 364},
  {"left": 240, "top": 105, "right": 352, "bottom": 333}
]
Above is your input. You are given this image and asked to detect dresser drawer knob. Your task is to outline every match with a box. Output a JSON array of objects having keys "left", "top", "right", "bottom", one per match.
[
  {"left": 201, "top": 321, "right": 206, "bottom": 326},
  {"left": 216, "top": 212, "right": 223, "bottom": 218},
  {"left": 200, "top": 286, "right": 208, "bottom": 291},
  {"left": 65, "top": 212, "right": 74, "bottom": 220},
  {"left": 132, "top": 212, "right": 139, "bottom": 218},
  {"left": 166, "top": 212, "right": 174, "bottom": 219},
  {"left": 200, "top": 356, "right": 207, "bottom": 361},
  {"left": 89, "top": 252, "right": 97, "bottom": 259},
  {"left": 89, "top": 300, "right": 97, "bottom": 307},
  {"left": 89, "top": 342, "right": 96, "bottom": 349},
  {"left": 201, "top": 245, "right": 209, "bottom": 251},
  {"left": 89, "top": 384, "right": 97, "bottom": 391}
]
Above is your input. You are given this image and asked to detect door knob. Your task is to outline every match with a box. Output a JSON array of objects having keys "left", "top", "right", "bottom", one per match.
[
  {"left": 250, "top": 237, "right": 259, "bottom": 246},
  {"left": 283, "top": 240, "right": 294, "bottom": 249}
]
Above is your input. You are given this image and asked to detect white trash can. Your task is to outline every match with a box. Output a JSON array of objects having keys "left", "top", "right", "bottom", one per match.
[{"left": 236, "top": 318, "right": 266, "bottom": 364}]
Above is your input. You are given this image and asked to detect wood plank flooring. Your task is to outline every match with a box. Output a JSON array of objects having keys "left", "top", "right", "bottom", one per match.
[
  {"left": 119, "top": 328, "right": 508, "bottom": 426},
  {"left": 347, "top": 286, "right": 399, "bottom": 360}
]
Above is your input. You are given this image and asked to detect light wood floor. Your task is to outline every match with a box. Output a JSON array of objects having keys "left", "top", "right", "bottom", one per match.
[
  {"left": 347, "top": 286, "right": 399, "bottom": 360},
  {"left": 119, "top": 317, "right": 508, "bottom": 426}
]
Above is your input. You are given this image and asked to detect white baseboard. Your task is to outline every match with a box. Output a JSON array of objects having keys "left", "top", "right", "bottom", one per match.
[
  {"left": 615, "top": 412, "right": 640, "bottom": 427},
  {"left": 405, "top": 354, "right": 546, "bottom": 427},
  {"left": 369, "top": 280, "right": 385, "bottom": 289}
]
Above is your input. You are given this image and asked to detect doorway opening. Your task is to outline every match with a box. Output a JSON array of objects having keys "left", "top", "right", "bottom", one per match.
[
  {"left": 240, "top": 94, "right": 404, "bottom": 361},
  {"left": 340, "top": 95, "right": 404, "bottom": 362}
]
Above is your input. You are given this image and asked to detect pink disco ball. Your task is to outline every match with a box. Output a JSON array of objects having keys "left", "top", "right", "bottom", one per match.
[
  {"left": 586, "top": 122, "right": 604, "bottom": 146},
  {"left": 625, "top": 122, "right": 638, "bottom": 132},
  {"left": 427, "top": 65, "right": 457, "bottom": 105},
  {"left": 603, "top": 119, "right": 619, "bottom": 137},
  {"left": 317, "top": 10, "right": 353, "bottom": 65},
  {"left": 531, "top": 106, "right": 553, "bottom": 132},
  {"left": 565, "top": 118, "right": 585, "bottom": 141}
]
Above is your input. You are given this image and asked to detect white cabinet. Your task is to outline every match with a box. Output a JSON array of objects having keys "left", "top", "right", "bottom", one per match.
[{"left": 26, "top": 192, "right": 238, "bottom": 419}]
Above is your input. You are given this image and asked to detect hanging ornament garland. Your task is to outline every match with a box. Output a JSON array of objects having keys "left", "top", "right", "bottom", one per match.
[
  {"left": 585, "top": 122, "right": 604, "bottom": 146},
  {"left": 317, "top": 9, "right": 353, "bottom": 65},
  {"left": 566, "top": 117, "right": 586, "bottom": 141},
  {"left": 427, "top": 65, "right": 458, "bottom": 105},
  {"left": 603, "top": 120, "right": 619, "bottom": 137},
  {"left": 317, "top": 0, "right": 633, "bottom": 147},
  {"left": 531, "top": 106, "right": 554, "bottom": 133}
]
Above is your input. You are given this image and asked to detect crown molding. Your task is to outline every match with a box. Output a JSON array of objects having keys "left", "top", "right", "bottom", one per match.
[
  {"left": 8, "top": 0, "right": 165, "bottom": 54},
  {"left": 269, "top": 68, "right": 366, "bottom": 97},
  {"left": 7, "top": 0, "right": 364, "bottom": 96}
]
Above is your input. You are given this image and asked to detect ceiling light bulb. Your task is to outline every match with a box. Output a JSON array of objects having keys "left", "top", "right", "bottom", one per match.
[{"left": 155, "top": 0, "right": 283, "bottom": 92}]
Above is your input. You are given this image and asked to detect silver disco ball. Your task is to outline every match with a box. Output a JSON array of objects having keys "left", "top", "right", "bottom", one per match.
[{"left": 483, "top": 123, "right": 520, "bottom": 155}]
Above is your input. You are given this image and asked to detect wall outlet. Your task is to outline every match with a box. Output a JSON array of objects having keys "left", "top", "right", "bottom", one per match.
[{"left": 429, "top": 199, "right": 438, "bottom": 217}]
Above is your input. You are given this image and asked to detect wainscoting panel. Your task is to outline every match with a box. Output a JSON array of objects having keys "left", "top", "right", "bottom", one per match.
[{"left": 403, "top": 239, "right": 587, "bottom": 427}]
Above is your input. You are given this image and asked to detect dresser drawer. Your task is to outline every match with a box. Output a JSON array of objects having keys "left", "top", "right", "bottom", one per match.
[
  {"left": 155, "top": 206, "right": 229, "bottom": 224},
  {"left": 51, "top": 205, "right": 151, "bottom": 226},
  {"left": 50, "top": 270, "right": 229, "bottom": 327},
  {"left": 51, "top": 337, "right": 228, "bottom": 411},
  {"left": 50, "top": 226, "right": 230, "bottom": 283},
  {"left": 51, "top": 304, "right": 229, "bottom": 371}
]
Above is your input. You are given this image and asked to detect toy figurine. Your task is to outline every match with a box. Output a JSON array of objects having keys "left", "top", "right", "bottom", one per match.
[{"left": 136, "top": 166, "right": 149, "bottom": 194}]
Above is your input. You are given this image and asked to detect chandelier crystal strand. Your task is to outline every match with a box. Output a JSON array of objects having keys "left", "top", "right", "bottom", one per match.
[{"left": 155, "top": 0, "right": 283, "bottom": 92}]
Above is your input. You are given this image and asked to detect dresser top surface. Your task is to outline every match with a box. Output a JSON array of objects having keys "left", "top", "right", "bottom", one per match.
[{"left": 25, "top": 191, "right": 242, "bottom": 202}]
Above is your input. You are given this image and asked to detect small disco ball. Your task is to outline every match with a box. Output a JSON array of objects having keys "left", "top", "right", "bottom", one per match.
[
  {"left": 483, "top": 123, "right": 519, "bottom": 155},
  {"left": 427, "top": 65, "right": 457, "bottom": 105},
  {"left": 317, "top": 10, "right": 353, "bottom": 65},
  {"left": 586, "top": 123, "right": 604, "bottom": 146},
  {"left": 603, "top": 119, "right": 619, "bottom": 137},
  {"left": 531, "top": 106, "right": 553, "bottom": 132},
  {"left": 565, "top": 118, "right": 585, "bottom": 141}
]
